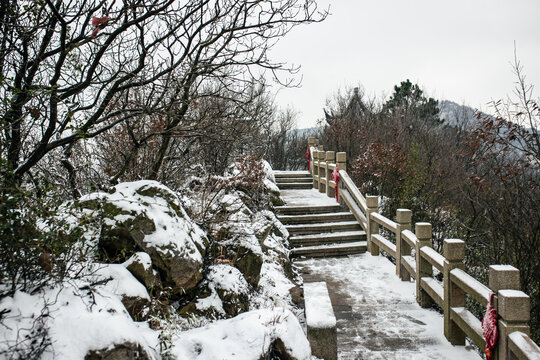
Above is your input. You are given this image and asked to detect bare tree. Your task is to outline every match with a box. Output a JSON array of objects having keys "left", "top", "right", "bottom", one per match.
[
  {"left": 461, "top": 56, "right": 540, "bottom": 341},
  {"left": 0, "top": 0, "right": 327, "bottom": 185}
]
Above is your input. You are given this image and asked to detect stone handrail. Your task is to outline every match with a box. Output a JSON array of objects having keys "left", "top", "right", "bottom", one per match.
[{"left": 306, "top": 137, "right": 540, "bottom": 360}]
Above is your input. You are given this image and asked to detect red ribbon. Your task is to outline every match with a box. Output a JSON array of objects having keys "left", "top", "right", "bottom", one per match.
[
  {"left": 482, "top": 293, "right": 498, "bottom": 360},
  {"left": 331, "top": 164, "right": 340, "bottom": 202},
  {"left": 306, "top": 145, "right": 310, "bottom": 171},
  {"left": 91, "top": 16, "right": 110, "bottom": 38}
]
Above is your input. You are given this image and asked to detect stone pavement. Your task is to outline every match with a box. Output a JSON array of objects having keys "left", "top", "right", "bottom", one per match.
[{"left": 297, "top": 255, "right": 481, "bottom": 360}]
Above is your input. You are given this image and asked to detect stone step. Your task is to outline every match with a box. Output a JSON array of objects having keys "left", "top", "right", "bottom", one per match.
[
  {"left": 290, "top": 241, "right": 367, "bottom": 258},
  {"left": 274, "top": 171, "right": 311, "bottom": 178},
  {"left": 290, "top": 230, "right": 366, "bottom": 247},
  {"left": 275, "top": 204, "right": 343, "bottom": 215},
  {"left": 277, "top": 182, "right": 314, "bottom": 190},
  {"left": 278, "top": 212, "right": 356, "bottom": 225},
  {"left": 286, "top": 221, "right": 362, "bottom": 235},
  {"left": 276, "top": 177, "right": 313, "bottom": 183}
]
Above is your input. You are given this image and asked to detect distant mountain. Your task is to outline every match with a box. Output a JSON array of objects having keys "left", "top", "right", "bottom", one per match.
[
  {"left": 439, "top": 100, "right": 538, "bottom": 159},
  {"left": 291, "top": 126, "right": 322, "bottom": 137},
  {"left": 438, "top": 100, "right": 483, "bottom": 129}
]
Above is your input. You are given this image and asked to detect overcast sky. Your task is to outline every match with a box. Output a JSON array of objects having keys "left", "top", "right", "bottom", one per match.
[{"left": 268, "top": 0, "right": 540, "bottom": 129}]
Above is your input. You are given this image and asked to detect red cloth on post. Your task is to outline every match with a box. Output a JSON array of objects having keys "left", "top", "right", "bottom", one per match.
[
  {"left": 306, "top": 145, "right": 310, "bottom": 171},
  {"left": 482, "top": 293, "right": 498, "bottom": 360},
  {"left": 331, "top": 164, "right": 340, "bottom": 202}
]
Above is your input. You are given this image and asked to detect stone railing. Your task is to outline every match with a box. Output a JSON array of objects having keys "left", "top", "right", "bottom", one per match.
[{"left": 306, "top": 137, "right": 540, "bottom": 360}]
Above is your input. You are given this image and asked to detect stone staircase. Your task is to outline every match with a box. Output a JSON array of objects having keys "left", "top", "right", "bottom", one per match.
[
  {"left": 274, "top": 171, "right": 313, "bottom": 190},
  {"left": 274, "top": 171, "right": 367, "bottom": 258}
]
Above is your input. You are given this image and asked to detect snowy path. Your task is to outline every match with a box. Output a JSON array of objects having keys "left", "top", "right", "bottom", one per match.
[
  {"left": 280, "top": 188, "right": 340, "bottom": 207},
  {"left": 297, "top": 255, "right": 481, "bottom": 360},
  {"left": 280, "top": 188, "right": 481, "bottom": 359}
]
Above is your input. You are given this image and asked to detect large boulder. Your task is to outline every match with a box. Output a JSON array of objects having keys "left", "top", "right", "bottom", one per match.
[{"left": 80, "top": 181, "right": 208, "bottom": 295}]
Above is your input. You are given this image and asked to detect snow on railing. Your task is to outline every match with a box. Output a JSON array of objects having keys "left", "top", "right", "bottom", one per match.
[{"left": 306, "top": 136, "right": 539, "bottom": 360}]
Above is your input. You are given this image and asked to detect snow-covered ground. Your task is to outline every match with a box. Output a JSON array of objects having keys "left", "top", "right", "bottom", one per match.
[
  {"left": 298, "top": 255, "right": 482, "bottom": 360},
  {"left": 0, "top": 170, "right": 312, "bottom": 359},
  {"left": 280, "top": 188, "right": 339, "bottom": 206}
]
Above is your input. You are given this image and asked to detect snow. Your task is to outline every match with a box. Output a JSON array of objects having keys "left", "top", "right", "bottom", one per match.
[
  {"left": 264, "top": 178, "right": 280, "bottom": 193},
  {"left": 169, "top": 308, "right": 311, "bottom": 360},
  {"left": 219, "top": 191, "right": 253, "bottom": 223},
  {"left": 280, "top": 188, "right": 340, "bottom": 206},
  {"left": 499, "top": 289, "right": 528, "bottom": 297},
  {"left": 93, "top": 263, "right": 150, "bottom": 299},
  {"left": 207, "top": 264, "right": 249, "bottom": 295},
  {"left": 262, "top": 160, "right": 276, "bottom": 183},
  {"left": 256, "top": 210, "right": 290, "bottom": 240},
  {"left": 195, "top": 264, "right": 249, "bottom": 316},
  {"left": 508, "top": 332, "right": 540, "bottom": 359},
  {"left": 1, "top": 172, "right": 312, "bottom": 360},
  {"left": 445, "top": 238, "right": 464, "bottom": 245},
  {"left": 123, "top": 251, "right": 153, "bottom": 271},
  {"left": 255, "top": 262, "right": 295, "bottom": 309},
  {"left": 297, "top": 254, "right": 482, "bottom": 359},
  {"left": 490, "top": 264, "right": 517, "bottom": 271},
  {"left": 195, "top": 289, "right": 225, "bottom": 315},
  {"left": 0, "top": 285, "right": 159, "bottom": 360},
  {"left": 304, "top": 282, "right": 337, "bottom": 329}
]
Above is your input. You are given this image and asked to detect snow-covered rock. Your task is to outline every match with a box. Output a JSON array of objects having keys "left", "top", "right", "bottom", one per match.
[
  {"left": 190, "top": 264, "right": 251, "bottom": 318},
  {"left": 80, "top": 180, "right": 208, "bottom": 295},
  {"left": 123, "top": 252, "right": 162, "bottom": 292}
]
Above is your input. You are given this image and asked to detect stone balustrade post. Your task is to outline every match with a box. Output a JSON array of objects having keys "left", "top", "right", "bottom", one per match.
[
  {"left": 415, "top": 222, "right": 433, "bottom": 307},
  {"left": 325, "top": 151, "right": 335, "bottom": 198},
  {"left": 396, "top": 209, "right": 412, "bottom": 281},
  {"left": 336, "top": 152, "right": 346, "bottom": 172},
  {"left": 489, "top": 265, "right": 530, "bottom": 360},
  {"left": 443, "top": 239, "right": 466, "bottom": 345},
  {"left": 308, "top": 137, "right": 317, "bottom": 179},
  {"left": 336, "top": 152, "right": 346, "bottom": 202},
  {"left": 366, "top": 196, "right": 379, "bottom": 256},
  {"left": 318, "top": 150, "right": 326, "bottom": 193},
  {"left": 312, "top": 149, "right": 319, "bottom": 190}
]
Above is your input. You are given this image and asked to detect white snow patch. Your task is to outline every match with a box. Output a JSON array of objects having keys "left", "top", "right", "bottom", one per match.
[
  {"left": 262, "top": 160, "right": 276, "bottom": 183},
  {"left": 207, "top": 264, "right": 249, "bottom": 295},
  {"left": 169, "top": 308, "right": 311, "bottom": 360},
  {"left": 0, "top": 285, "right": 158, "bottom": 360},
  {"left": 123, "top": 252, "right": 152, "bottom": 271},
  {"left": 195, "top": 264, "right": 249, "bottom": 315},
  {"left": 304, "top": 282, "right": 336, "bottom": 329},
  {"left": 280, "top": 188, "right": 338, "bottom": 206},
  {"left": 264, "top": 178, "right": 280, "bottom": 193},
  {"left": 195, "top": 289, "right": 225, "bottom": 315},
  {"left": 92, "top": 263, "right": 150, "bottom": 300},
  {"left": 255, "top": 262, "right": 294, "bottom": 309}
]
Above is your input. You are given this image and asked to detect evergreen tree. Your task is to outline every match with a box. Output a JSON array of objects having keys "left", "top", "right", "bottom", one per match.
[{"left": 383, "top": 79, "right": 441, "bottom": 124}]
